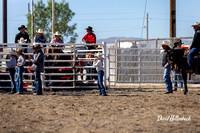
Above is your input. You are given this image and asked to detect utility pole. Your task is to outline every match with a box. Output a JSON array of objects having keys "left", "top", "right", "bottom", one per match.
[
  {"left": 2, "top": 0, "right": 7, "bottom": 44},
  {"left": 31, "top": 0, "right": 34, "bottom": 42},
  {"left": 146, "top": 13, "right": 149, "bottom": 41},
  {"left": 170, "top": 0, "right": 176, "bottom": 38},
  {"left": 52, "top": 0, "right": 55, "bottom": 39}
]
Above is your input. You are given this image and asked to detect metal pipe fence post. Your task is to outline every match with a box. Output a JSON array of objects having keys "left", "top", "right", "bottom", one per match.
[
  {"left": 103, "top": 42, "right": 107, "bottom": 89},
  {"left": 139, "top": 49, "right": 141, "bottom": 88},
  {"left": 108, "top": 48, "right": 110, "bottom": 89},
  {"left": 42, "top": 47, "right": 45, "bottom": 90},
  {"left": 73, "top": 47, "right": 76, "bottom": 89}
]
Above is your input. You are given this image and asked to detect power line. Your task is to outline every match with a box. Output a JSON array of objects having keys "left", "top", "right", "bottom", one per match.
[{"left": 141, "top": 0, "right": 147, "bottom": 38}]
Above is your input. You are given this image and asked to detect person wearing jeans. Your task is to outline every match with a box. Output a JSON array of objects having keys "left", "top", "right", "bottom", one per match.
[
  {"left": 16, "top": 49, "right": 25, "bottom": 94},
  {"left": 29, "top": 43, "right": 44, "bottom": 95},
  {"left": 161, "top": 41, "right": 173, "bottom": 94},
  {"left": 93, "top": 53, "right": 107, "bottom": 96},
  {"left": 188, "top": 22, "right": 200, "bottom": 73},
  {"left": 172, "top": 71, "right": 183, "bottom": 91},
  {"left": 6, "top": 52, "right": 17, "bottom": 93}
]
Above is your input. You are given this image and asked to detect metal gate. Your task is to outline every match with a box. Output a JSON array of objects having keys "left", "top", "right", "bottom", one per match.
[
  {"left": 0, "top": 42, "right": 106, "bottom": 90},
  {"left": 107, "top": 47, "right": 200, "bottom": 89}
]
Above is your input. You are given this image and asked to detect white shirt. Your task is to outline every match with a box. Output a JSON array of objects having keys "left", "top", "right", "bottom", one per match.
[{"left": 93, "top": 60, "right": 104, "bottom": 72}]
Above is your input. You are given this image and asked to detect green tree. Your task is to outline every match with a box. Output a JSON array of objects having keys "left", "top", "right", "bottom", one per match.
[{"left": 26, "top": 0, "right": 78, "bottom": 43}]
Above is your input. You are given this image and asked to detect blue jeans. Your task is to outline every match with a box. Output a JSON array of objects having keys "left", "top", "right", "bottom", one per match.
[
  {"left": 97, "top": 71, "right": 106, "bottom": 95},
  {"left": 163, "top": 66, "right": 173, "bottom": 92},
  {"left": 9, "top": 68, "right": 16, "bottom": 92},
  {"left": 16, "top": 66, "right": 24, "bottom": 93},
  {"left": 86, "top": 63, "right": 92, "bottom": 80},
  {"left": 34, "top": 71, "right": 42, "bottom": 94},
  {"left": 188, "top": 48, "right": 200, "bottom": 70},
  {"left": 172, "top": 71, "right": 183, "bottom": 89}
]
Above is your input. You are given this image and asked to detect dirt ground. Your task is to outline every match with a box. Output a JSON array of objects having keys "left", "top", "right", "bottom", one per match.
[{"left": 0, "top": 89, "right": 200, "bottom": 133}]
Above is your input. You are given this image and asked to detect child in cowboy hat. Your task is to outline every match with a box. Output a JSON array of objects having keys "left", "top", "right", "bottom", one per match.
[
  {"left": 93, "top": 53, "right": 108, "bottom": 96},
  {"left": 161, "top": 41, "right": 173, "bottom": 94},
  {"left": 16, "top": 48, "right": 25, "bottom": 94},
  {"left": 6, "top": 51, "right": 17, "bottom": 94},
  {"left": 29, "top": 43, "right": 44, "bottom": 95}
]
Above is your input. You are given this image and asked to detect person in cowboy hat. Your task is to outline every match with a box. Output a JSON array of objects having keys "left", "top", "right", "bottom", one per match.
[
  {"left": 188, "top": 22, "right": 200, "bottom": 73},
  {"left": 93, "top": 52, "right": 108, "bottom": 96},
  {"left": 82, "top": 26, "right": 97, "bottom": 49},
  {"left": 161, "top": 41, "right": 173, "bottom": 94},
  {"left": 15, "top": 25, "right": 30, "bottom": 53},
  {"left": 29, "top": 43, "right": 44, "bottom": 95},
  {"left": 50, "top": 31, "right": 64, "bottom": 47},
  {"left": 172, "top": 39, "right": 184, "bottom": 91},
  {"left": 6, "top": 51, "right": 17, "bottom": 94},
  {"left": 34, "top": 29, "right": 46, "bottom": 43}
]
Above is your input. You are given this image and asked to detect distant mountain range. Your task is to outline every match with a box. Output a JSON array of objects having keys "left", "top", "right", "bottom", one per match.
[{"left": 97, "top": 37, "right": 142, "bottom": 44}]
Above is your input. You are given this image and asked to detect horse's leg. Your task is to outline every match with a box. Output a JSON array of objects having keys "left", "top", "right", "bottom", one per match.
[{"left": 181, "top": 71, "right": 188, "bottom": 95}]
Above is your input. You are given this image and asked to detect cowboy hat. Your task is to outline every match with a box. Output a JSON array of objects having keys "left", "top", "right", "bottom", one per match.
[
  {"left": 160, "top": 41, "right": 169, "bottom": 46},
  {"left": 54, "top": 31, "right": 62, "bottom": 36},
  {"left": 94, "top": 52, "right": 103, "bottom": 59},
  {"left": 96, "top": 45, "right": 102, "bottom": 49},
  {"left": 37, "top": 29, "right": 44, "bottom": 34},
  {"left": 85, "top": 26, "right": 94, "bottom": 32},
  {"left": 192, "top": 22, "right": 200, "bottom": 27},
  {"left": 32, "top": 42, "right": 42, "bottom": 49},
  {"left": 10, "top": 51, "right": 17, "bottom": 56},
  {"left": 18, "top": 25, "right": 27, "bottom": 30},
  {"left": 18, "top": 37, "right": 27, "bottom": 43},
  {"left": 174, "top": 39, "right": 184, "bottom": 45}
]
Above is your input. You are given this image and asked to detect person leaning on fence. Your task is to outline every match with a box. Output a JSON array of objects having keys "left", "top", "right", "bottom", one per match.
[
  {"left": 172, "top": 40, "right": 183, "bottom": 91},
  {"left": 188, "top": 22, "right": 200, "bottom": 73},
  {"left": 15, "top": 25, "right": 30, "bottom": 53},
  {"left": 93, "top": 53, "right": 108, "bottom": 96},
  {"left": 6, "top": 51, "right": 17, "bottom": 94},
  {"left": 161, "top": 41, "right": 173, "bottom": 94},
  {"left": 82, "top": 26, "right": 97, "bottom": 50},
  {"left": 16, "top": 48, "right": 25, "bottom": 94},
  {"left": 29, "top": 43, "right": 44, "bottom": 95},
  {"left": 34, "top": 29, "right": 46, "bottom": 44},
  {"left": 50, "top": 31, "right": 64, "bottom": 47}
]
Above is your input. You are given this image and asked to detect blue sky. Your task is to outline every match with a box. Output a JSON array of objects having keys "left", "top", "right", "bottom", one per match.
[{"left": 0, "top": 0, "right": 200, "bottom": 43}]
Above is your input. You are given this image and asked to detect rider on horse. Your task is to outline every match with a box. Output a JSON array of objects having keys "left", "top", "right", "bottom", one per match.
[{"left": 188, "top": 22, "right": 200, "bottom": 73}]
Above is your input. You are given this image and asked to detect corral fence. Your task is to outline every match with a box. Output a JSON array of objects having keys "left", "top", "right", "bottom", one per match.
[
  {"left": 0, "top": 43, "right": 106, "bottom": 90},
  {"left": 108, "top": 37, "right": 200, "bottom": 89}
]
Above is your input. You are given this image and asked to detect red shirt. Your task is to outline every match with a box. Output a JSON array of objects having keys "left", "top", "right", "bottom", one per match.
[{"left": 82, "top": 33, "right": 96, "bottom": 43}]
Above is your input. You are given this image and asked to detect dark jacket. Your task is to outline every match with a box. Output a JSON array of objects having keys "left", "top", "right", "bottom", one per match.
[
  {"left": 190, "top": 30, "right": 200, "bottom": 49},
  {"left": 162, "top": 47, "right": 171, "bottom": 67},
  {"left": 15, "top": 32, "right": 30, "bottom": 43},
  {"left": 31, "top": 50, "right": 44, "bottom": 72}
]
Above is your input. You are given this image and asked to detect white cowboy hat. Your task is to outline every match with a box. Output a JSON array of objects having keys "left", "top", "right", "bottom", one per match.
[
  {"left": 37, "top": 29, "right": 44, "bottom": 34},
  {"left": 95, "top": 52, "right": 103, "bottom": 59},
  {"left": 32, "top": 42, "right": 42, "bottom": 49},
  {"left": 18, "top": 37, "right": 27, "bottom": 43},
  {"left": 160, "top": 41, "right": 169, "bottom": 46},
  {"left": 54, "top": 31, "right": 62, "bottom": 36},
  {"left": 10, "top": 51, "right": 17, "bottom": 56},
  {"left": 192, "top": 22, "right": 200, "bottom": 27}
]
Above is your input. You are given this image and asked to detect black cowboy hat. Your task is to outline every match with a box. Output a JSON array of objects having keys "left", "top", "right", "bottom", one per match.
[
  {"left": 174, "top": 39, "right": 184, "bottom": 45},
  {"left": 18, "top": 25, "right": 27, "bottom": 31},
  {"left": 85, "top": 26, "right": 94, "bottom": 32}
]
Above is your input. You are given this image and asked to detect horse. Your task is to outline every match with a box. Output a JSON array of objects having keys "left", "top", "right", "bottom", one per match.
[
  {"left": 167, "top": 48, "right": 200, "bottom": 95},
  {"left": 44, "top": 46, "right": 73, "bottom": 88}
]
